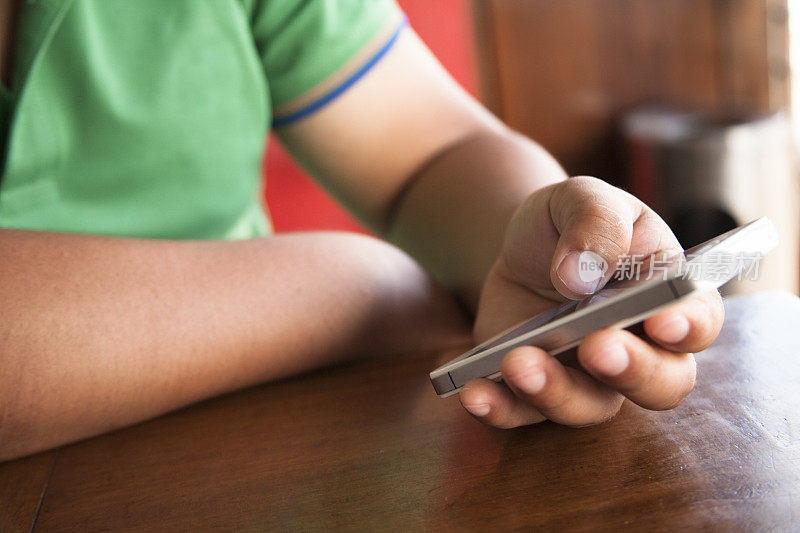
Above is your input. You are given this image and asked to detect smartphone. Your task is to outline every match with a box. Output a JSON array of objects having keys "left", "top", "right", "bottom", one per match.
[{"left": 430, "top": 217, "right": 779, "bottom": 398}]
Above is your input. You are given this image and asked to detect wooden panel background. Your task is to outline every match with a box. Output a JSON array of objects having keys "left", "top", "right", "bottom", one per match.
[{"left": 472, "top": 0, "right": 789, "bottom": 180}]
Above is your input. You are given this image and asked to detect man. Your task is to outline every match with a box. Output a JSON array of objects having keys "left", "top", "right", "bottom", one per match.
[{"left": 0, "top": 0, "right": 722, "bottom": 461}]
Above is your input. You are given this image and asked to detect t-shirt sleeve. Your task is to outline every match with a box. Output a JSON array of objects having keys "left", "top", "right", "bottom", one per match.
[{"left": 245, "top": 0, "right": 406, "bottom": 127}]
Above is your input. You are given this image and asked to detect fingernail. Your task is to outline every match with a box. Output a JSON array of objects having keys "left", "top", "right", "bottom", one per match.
[
  {"left": 557, "top": 250, "right": 606, "bottom": 295},
  {"left": 592, "top": 343, "right": 629, "bottom": 376},
  {"left": 654, "top": 315, "right": 690, "bottom": 344},
  {"left": 463, "top": 403, "right": 491, "bottom": 417},
  {"left": 516, "top": 367, "right": 547, "bottom": 395}
]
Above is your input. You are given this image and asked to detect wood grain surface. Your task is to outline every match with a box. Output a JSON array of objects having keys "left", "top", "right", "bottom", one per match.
[
  {"left": 1, "top": 291, "right": 798, "bottom": 531},
  {"left": 0, "top": 451, "right": 56, "bottom": 532}
]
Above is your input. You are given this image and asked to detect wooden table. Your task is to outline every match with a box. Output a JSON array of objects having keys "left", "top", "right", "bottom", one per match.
[{"left": 2, "top": 291, "right": 799, "bottom": 531}]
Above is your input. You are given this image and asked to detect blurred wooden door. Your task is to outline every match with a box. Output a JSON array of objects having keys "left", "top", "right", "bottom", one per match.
[{"left": 472, "top": 0, "right": 790, "bottom": 180}]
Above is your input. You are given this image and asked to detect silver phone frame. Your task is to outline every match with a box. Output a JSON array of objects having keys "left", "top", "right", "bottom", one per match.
[{"left": 430, "top": 217, "right": 779, "bottom": 398}]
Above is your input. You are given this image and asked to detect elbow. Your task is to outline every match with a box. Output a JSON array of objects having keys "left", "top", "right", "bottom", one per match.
[
  {"left": 0, "top": 421, "right": 50, "bottom": 464},
  {"left": 0, "top": 390, "right": 47, "bottom": 463},
  {"left": 0, "top": 403, "right": 25, "bottom": 463}
]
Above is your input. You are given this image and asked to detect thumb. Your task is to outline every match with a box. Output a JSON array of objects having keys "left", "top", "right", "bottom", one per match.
[{"left": 548, "top": 177, "right": 640, "bottom": 299}]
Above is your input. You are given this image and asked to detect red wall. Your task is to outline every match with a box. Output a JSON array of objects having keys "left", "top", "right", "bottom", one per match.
[{"left": 263, "top": 0, "right": 478, "bottom": 233}]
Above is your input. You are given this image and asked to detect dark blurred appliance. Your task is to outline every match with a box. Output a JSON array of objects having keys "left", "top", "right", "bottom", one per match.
[{"left": 623, "top": 108, "right": 799, "bottom": 293}]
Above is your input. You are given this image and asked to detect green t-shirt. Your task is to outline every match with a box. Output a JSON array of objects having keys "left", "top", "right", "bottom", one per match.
[{"left": 0, "top": 0, "right": 404, "bottom": 239}]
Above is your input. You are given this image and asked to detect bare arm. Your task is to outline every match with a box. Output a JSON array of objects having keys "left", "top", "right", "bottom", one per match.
[
  {"left": 277, "top": 30, "right": 567, "bottom": 309},
  {"left": 385, "top": 130, "right": 566, "bottom": 309},
  {"left": 0, "top": 230, "right": 468, "bottom": 460}
]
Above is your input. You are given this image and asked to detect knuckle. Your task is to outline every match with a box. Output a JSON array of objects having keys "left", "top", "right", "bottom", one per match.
[
  {"left": 535, "top": 388, "right": 569, "bottom": 412},
  {"left": 568, "top": 175, "right": 604, "bottom": 190},
  {"left": 572, "top": 205, "right": 630, "bottom": 256},
  {"left": 623, "top": 342, "right": 660, "bottom": 390},
  {"left": 641, "top": 351, "right": 662, "bottom": 390},
  {"left": 595, "top": 395, "right": 626, "bottom": 425},
  {"left": 570, "top": 406, "right": 621, "bottom": 429},
  {"left": 582, "top": 204, "right": 626, "bottom": 234},
  {"left": 552, "top": 176, "right": 602, "bottom": 209}
]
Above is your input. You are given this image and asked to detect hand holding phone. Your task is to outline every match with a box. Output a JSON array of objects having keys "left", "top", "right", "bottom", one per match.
[{"left": 431, "top": 217, "right": 778, "bottom": 397}]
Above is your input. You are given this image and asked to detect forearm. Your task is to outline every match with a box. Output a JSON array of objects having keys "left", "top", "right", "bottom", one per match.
[
  {"left": 0, "top": 230, "right": 467, "bottom": 460},
  {"left": 386, "top": 129, "right": 568, "bottom": 310}
]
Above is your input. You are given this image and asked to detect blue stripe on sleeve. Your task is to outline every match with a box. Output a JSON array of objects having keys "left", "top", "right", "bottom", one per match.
[{"left": 272, "top": 16, "right": 408, "bottom": 128}]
